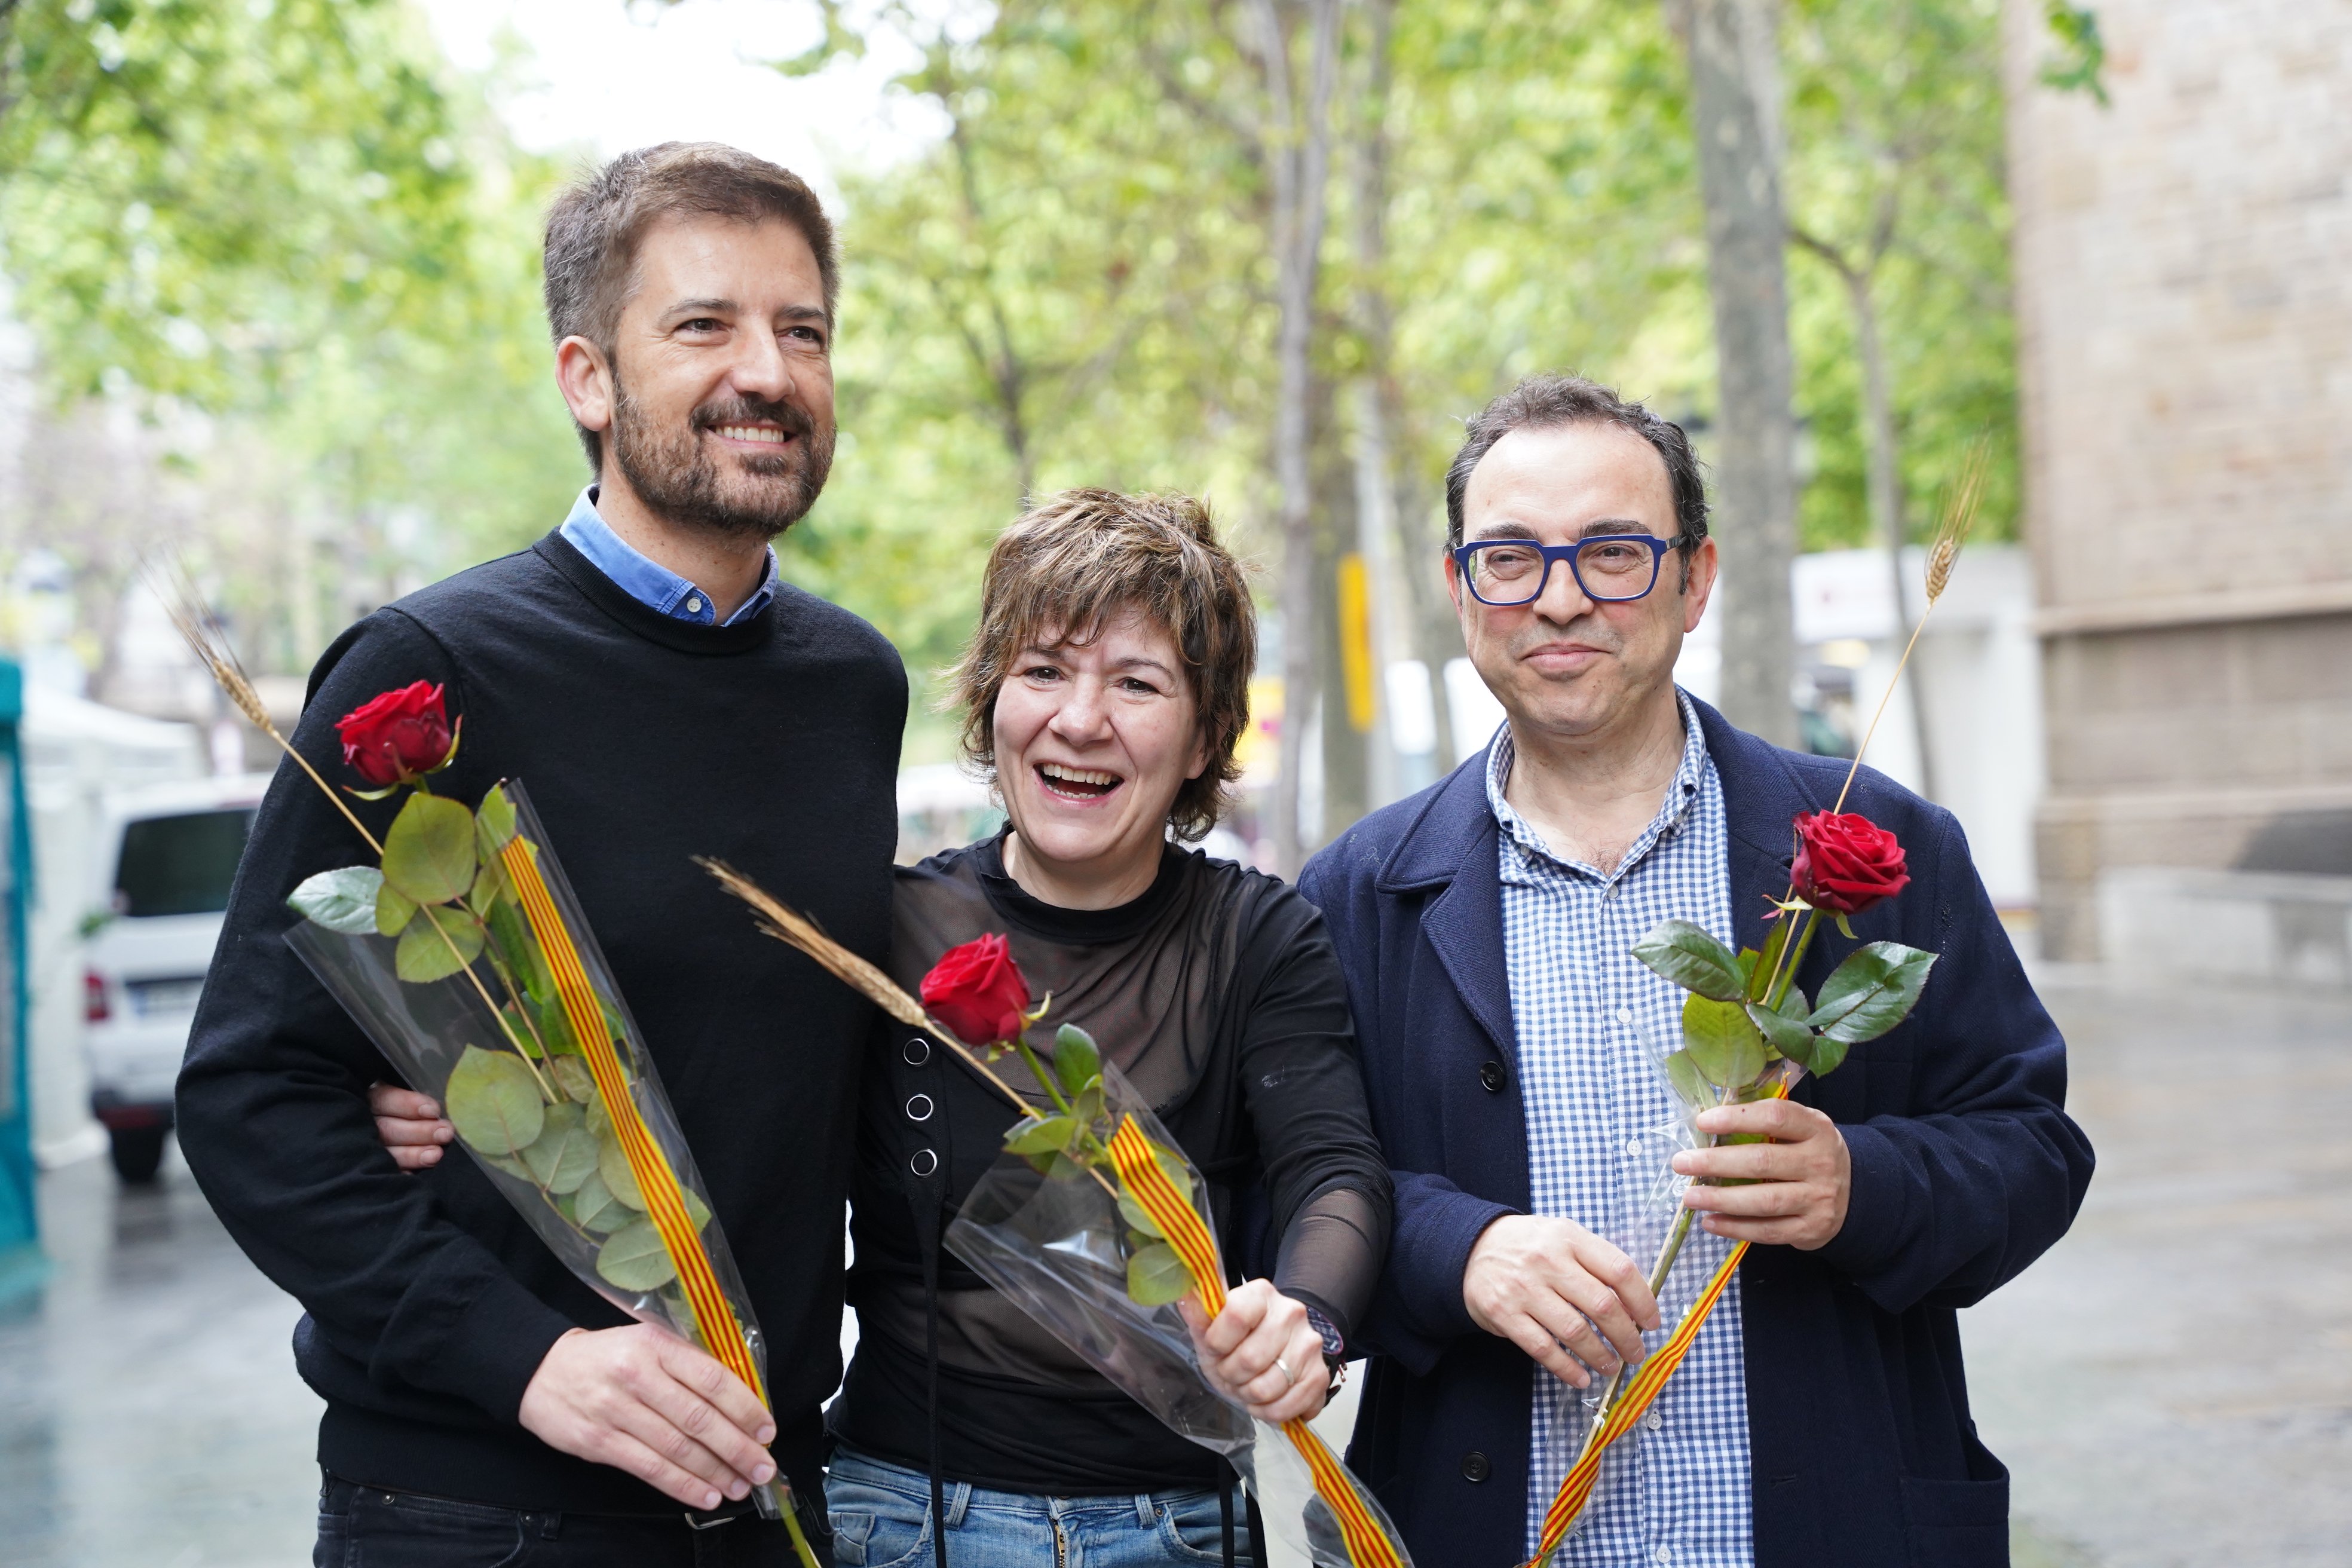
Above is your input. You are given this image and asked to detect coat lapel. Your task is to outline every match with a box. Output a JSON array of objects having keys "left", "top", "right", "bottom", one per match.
[
  {"left": 1377, "top": 748, "right": 1520, "bottom": 1070},
  {"left": 1697, "top": 699, "right": 1813, "bottom": 955}
]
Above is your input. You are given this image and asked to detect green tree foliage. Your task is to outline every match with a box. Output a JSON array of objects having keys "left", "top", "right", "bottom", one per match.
[{"left": 0, "top": 0, "right": 581, "bottom": 673}]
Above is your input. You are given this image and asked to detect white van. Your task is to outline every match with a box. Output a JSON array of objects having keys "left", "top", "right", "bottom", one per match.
[{"left": 84, "top": 775, "right": 271, "bottom": 1180}]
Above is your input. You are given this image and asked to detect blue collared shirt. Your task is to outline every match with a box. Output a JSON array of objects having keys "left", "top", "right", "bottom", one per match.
[
  {"left": 558, "top": 488, "right": 778, "bottom": 626},
  {"left": 1486, "top": 691, "right": 1753, "bottom": 1566}
]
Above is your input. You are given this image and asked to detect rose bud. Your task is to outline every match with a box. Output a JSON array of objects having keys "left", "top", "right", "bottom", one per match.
[
  {"left": 1791, "top": 809, "right": 1910, "bottom": 916},
  {"left": 336, "top": 681, "right": 456, "bottom": 788},
  {"left": 920, "top": 933, "right": 1033, "bottom": 1047}
]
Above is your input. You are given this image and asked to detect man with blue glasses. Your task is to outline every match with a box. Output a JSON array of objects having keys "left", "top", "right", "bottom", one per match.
[{"left": 1301, "top": 373, "right": 2090, "bottom": 1568}]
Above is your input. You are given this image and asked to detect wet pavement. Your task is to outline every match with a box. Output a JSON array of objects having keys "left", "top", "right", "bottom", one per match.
[
  {"left": 1968, "top": 969, "right": 2352, "bottom": 1567},
  {"left": 0, "top": 1139, "right": 317, "bottom": 1568},
  {"left": 0, "top": 969, "right": 2343, "bottom": 1567}
]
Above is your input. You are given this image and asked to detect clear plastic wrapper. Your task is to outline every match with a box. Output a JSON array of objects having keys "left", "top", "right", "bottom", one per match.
[
  {"left": 947, "top": 1058, "right": 1412, "bottom": 1568},
  {"left": 284, "top": 782, "right": 814, "bottom": 1558}
]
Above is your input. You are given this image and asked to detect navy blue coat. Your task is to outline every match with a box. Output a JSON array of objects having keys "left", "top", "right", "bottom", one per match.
[{"left": 1298, "top": 699, "right": 2092, "bottom": 1568}]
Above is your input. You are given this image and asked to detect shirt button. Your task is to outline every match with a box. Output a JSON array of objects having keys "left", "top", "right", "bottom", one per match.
[
  {"left": 1616, "top": 1007, "right": 1633, "bottom": 1025},
  {"left": 1655, "top": 1546, "right": 1674, "bottom": 1564},
  {"left": 905, "top": 1094, "right": 935, "bottom": 1123},
  {"left": 1478, "top": 1061, "right": 1506, "bottom": 1094},
  {"left": 902, "top": 1037, "right": 932, "bottom": 1067},
  {"left": 685, "top": 595, "right": 703, "bottom": 613},
  {"left": 1643, "top": 1410, "right": 1664, "bottom": 1432},
  {"left": 908, "top": 1149, "right": 939, "bottom": 1178},
  {"left": 1605, "top": 884, "right": 1621, "bottom": 902},
  {"left": 1624, "top": 1138, "right": 1643, "bottom": 1157},
  {"left": 1460, "top": 1451, "right": 1491, "bottom": 1483}
]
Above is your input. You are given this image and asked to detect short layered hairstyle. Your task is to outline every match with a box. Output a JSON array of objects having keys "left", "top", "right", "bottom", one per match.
[
  {"left": 543, "top": 141, "right": 839, "bottom": 468},
  {"left": 950, "top": 489, "right": 1255, "bottom": 843}
]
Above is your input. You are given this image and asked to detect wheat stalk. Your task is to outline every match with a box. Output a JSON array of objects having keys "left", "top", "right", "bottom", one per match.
[
  {"left": 1830, "top": 437, "right": 1990, "bottom": 814},
  {"left": 141, "top": 555, "right": 387, "bottom": 857},
  {"left": 697, "top": 858, "right": 1037, "bottom": 1120}
]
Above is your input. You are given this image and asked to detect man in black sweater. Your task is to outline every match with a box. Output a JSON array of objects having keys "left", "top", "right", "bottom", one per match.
[{"left": 178, "top": 143, "right": 904, "bottom": 1565}]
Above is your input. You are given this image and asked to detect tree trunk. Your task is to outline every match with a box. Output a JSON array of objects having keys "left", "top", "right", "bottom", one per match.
[
  {"left": 1674, "top": 0, "right": 1799, "bottom": 746},
  {"left": 1259, "top": 0, "right": 1342, "bottom": 878}
]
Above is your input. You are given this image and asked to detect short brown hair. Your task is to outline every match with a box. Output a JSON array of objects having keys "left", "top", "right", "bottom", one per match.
[
  {"left": 950, "top": 489, "right": 1255, "bottom": 843},
  {"left": 543, "top": 142, "right": 840, "bottom": 469}
]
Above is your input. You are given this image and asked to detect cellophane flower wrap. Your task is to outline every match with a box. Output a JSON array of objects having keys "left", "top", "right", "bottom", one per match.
[
  {"left": 281, "top": 762, "right": 813, "bottom": 1554},
  {"left": 948, "top": 1040, "right": 1410, "bottom": 1568},
  {"left": 693, "top": 881, "right": 1414, "bottom": 1568}
]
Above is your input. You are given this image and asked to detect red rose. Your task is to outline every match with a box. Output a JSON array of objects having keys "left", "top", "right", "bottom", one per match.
[
  {"left": 920, "top": 933, "right": 1033, "bottom": 1048},
  {"left": 336, "top": 681, "right": 455, "bottom": 788},
  {"left": 1791, "top": 810, "right": 1910, "bottom": 916}
]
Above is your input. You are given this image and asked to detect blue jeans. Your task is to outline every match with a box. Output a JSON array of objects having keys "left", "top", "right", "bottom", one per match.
[{"left": 825, "top": 1447, "right": 1254, "bottom": 1568}]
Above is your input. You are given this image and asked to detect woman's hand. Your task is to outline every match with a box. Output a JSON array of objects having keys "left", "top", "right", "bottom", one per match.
[
  {"left": 369, "top": 1082, "right": 454, "bottom": 1171},
  {"left": 1180, "top": 1279, "right": 1330, "bottom": 1425}
]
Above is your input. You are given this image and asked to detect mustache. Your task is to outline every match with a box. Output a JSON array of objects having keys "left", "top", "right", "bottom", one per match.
[{"left": 691, "top": 397, "right": 816, "bottom": 440}]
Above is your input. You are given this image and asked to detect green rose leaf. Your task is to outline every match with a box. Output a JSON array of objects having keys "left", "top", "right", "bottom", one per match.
[
  {"left": 1681, "top": 993, "right": 1766, "bottom": 1088},
  {"left": 381, "top": 791, "right": 478, "bottom": 906},
  {"left": 598, "top": 1135, "right": 646, "bottom": 1210},
  {"left": 286, "top": 866, "right": 385, "bottom": 935},
  {"left": 394, "top": 905, "right": 485, "bottom": 982},
  {"left": 1747, "top": 917, "right": 1795, "bottom": 1002},
  {"left": 1125, "top": 1242, "right": 1194, "bottom": 1307},
  {"left": 1053, "top": 1024, "right": 1101, "bottom": 1098},
  {"left": 684, "top": 1187, "right": 712, "bottom": 1230},
  {"left": 1744, "top": 994, "right": 1815, "bottom": 1062},
  {"left": 376, "top": 877, "right": 418, "bottom": 938},
  {"left": 476, "top": 783, "right": 518, "bottom": 855},
  {"left": 595, "top": 1219, "right": 678, "bottom": 1293},
  {"left": 549, "top": 1056, "right": 596, "bottom": 1104},
  {"left": 567, "top": 1169, "right": 627, "bottom": 1235},
  {"left": 1633, "top": 920, "right": 1747, "bottom": 1002},
  {"left": 488, "top": 897, "right": 555, "bottom": 1007},
  {"left": 467, "top": 858, "right": 506, "bottom": 918},
  {"left": 1150, "top": 1139, "right": 1195, "bottom": 1208},
  {"left": 520, "top": 1101, "right": 599, "bottom": 1194},
  {"left": 478, "top": 1149, "right": 533, "bottom": 1183},
  {"left": 1004, "top": 1114, "right": 1076, "bottom": 1156},
  {"left": 1806, "top": 942, "right": 1937, "bottom": 1045},
  {"left": 1806, "top": 1033, "right": 1852, "bottom": 1076},
  {"left": 445, "top": 1045, "right": 545, "bottom": 1156},
  {"left": 1117, "top": 1192, "right": 1164, "bottom": 1239},
  {"left": 1661, "top": 1049, "right": 1711, "bottom": 1110}
]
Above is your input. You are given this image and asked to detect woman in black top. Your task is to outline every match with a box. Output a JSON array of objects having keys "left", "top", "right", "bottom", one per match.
[
  {"left": 825, "top": 489, "right": 1388, "bottom": 1568},
  {"left": 369, "top": 489, "right": 1390, "bottom": 1567}
]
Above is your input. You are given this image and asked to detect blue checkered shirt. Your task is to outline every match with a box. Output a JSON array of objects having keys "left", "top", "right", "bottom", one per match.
[{"left": 1486, "top": 691, "right": 1753, "bottom": 1566}]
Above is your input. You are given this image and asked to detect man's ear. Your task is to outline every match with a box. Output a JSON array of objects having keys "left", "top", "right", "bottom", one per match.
[
  {"left": 1443, "top": 548, "right": 1467, "bottom": 616},
  {"left": 1680, "top": 537, "right": 1720, "bottom": 633},
  {"left": 555, "top": 335, "right": 616, "bottom": 440}
]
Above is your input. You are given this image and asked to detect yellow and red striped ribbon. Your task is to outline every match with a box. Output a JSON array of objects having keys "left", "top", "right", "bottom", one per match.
[
  {"left": 1107, "top": 1116, "right": 1406, "bottom": 1568},
  {"left": 500, "top": 838, "right": 770, "bottom": 1409},
  {"left": 1523, "top": 1241, "right": 1748, "bottom": 1565},
  {"left": 1523, "top": 1079, "right": 1793, "bottom": 1566}
]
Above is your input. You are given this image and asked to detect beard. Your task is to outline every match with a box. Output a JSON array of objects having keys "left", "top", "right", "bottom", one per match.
[{"left": 607, "top": 379, "right": 837, "bottom": 543}]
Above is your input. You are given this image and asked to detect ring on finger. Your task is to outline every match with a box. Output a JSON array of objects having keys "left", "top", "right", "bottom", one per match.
[{"left": 1274, "top": 1355, "right": 1297, "bottom": 1389}]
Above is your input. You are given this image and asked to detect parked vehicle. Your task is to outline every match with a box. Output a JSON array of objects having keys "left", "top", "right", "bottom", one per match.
[{"left": 84, "top": 776, "right": 268, "bottom": 1181}]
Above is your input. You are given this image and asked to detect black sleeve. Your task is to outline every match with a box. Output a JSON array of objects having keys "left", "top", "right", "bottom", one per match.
[
  {"left": 1232, "top": 885, "right": 1394, "bottom": 1351},
  {"left": 174, "top": 609, "right": 577, "bottom": 1425}
]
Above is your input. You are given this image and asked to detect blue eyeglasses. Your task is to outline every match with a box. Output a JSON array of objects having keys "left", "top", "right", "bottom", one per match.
[{"left": 1451, "top": 535, "right": 1678, "bottom": 607}]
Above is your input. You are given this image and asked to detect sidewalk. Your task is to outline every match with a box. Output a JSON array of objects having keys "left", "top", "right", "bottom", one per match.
[{"left": 1970, "top": 969, "right": 2352, "bottom": 1567}]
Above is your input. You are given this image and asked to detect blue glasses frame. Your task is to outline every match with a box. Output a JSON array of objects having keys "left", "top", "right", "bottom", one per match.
[{"left": 1450, "top": 535, "right": 1678, "bottom": 606}]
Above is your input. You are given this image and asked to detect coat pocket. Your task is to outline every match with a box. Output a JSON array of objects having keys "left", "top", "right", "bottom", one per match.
[{"left": 1898, "top": 1472, "right": 2009, "bottom": 1568}]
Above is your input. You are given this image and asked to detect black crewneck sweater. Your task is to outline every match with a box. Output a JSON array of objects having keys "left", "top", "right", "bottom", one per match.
[{"left": 177, "top": 533, "right": 905, "bottom": 1512}]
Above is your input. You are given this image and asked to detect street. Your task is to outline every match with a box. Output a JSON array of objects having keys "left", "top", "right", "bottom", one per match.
[{"left": 1, "top": 968, "right": 2344, "bottom": 1568}]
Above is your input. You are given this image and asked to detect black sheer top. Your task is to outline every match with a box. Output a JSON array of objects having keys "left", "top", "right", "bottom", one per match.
[{"left": 828, "top": 834, "right": 1392, "bottom": 1493}]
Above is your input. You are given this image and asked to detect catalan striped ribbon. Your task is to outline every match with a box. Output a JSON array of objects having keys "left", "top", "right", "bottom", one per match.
[
  {"left": 1523, "top": 1079, "right": 1793, "bottom": 1567},
  {"left": 1105, "top": 1117, "right": 1407, "bottom": 1568},
  {"left": 500, "top": 838, "right": 770, "bottom": 1410}
]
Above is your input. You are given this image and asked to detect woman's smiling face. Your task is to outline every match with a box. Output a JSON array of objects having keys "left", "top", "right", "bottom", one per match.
[{"left": 993, "top": 603, "right": 1208, "bottom": 902}]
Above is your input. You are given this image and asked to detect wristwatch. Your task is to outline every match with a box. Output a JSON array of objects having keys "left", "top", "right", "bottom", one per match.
[{"left": 1304, "top": 1304, "right": 1349, "bottom": 1398}]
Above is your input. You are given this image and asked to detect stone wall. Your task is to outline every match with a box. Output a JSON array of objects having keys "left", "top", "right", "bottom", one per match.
[{"left": 2005, "top": 0, "right": 2352, "bottom": 957}]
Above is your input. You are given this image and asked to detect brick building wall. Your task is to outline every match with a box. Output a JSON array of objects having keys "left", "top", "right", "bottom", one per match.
[{"left": 2005, "top": 0, "right": 2352, "bottom": 958}]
